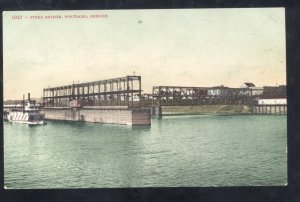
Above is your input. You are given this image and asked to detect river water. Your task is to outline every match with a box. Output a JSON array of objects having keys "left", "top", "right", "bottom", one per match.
[{"left": 4, "top": 115, "right": 287, "bottom": 188}]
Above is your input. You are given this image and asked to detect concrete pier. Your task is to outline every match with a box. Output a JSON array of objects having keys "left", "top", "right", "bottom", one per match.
[
  {"left": 151, "top": 106, "right": 162, "bottom": 117},
  {"left": 252, "top": 105, "right": 287, "bottom": 115},
  {"left": 160, "top": 105, "right": 251, "bottom": 115},
  {"left": 43, "top": 106, "right": 151, "bottom": 125}
]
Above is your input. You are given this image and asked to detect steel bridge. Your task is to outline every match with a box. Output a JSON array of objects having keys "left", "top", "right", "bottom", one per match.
[
  {"left": 146, "top": 86, "right": 264, "bottom": 106},
  {"left": 43, "top": 75, "right": 141, "bottom": 107},
  {"left": 43, "top": 75, "right": 286, "bottom": 108}
]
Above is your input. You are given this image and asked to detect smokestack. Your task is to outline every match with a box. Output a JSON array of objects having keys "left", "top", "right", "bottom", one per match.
[{"left": 28, "top": 93, "right": 30, "bottom": 101}]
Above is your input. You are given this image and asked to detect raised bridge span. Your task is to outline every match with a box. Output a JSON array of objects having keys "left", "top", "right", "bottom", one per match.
[{"left": 43, "top": 75, "right": 142, "bottom": 108}]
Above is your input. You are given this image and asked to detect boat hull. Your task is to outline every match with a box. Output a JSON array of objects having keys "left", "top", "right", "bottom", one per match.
[{"left": 7, "top": 111, "right": 46, "bottom": 126}]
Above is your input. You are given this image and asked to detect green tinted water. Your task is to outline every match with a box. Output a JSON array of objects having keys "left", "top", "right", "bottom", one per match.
[{"left": 4, "top": 115, "right": 287, "bottom": 188}]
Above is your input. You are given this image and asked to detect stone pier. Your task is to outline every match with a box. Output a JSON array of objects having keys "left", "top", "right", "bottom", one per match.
[{"left": 43, "top": 106, "right": 151, "bottom": 125}]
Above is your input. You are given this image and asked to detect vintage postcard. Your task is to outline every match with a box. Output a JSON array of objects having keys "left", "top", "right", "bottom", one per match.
[{"left": 3, "top": 8, "right": 286, "bottom": 188}]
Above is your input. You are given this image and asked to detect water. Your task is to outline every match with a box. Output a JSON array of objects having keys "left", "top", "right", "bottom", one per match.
[{"left": 4, "top": 115, "right": 287, "bottom": 188}]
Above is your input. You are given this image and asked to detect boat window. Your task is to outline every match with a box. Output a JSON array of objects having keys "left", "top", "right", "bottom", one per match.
[{"left": 29, "top": 115, "right": 35, "bottom": 121}]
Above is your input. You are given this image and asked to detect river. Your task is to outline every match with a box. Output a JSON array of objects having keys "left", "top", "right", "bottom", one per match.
[{"left": 4, "top": 114, "right": 287, "bottom": 188}]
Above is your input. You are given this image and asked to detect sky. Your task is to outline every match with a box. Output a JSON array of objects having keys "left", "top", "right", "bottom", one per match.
[{"left": 3, "top": 8, "right": 286, "bottom": 100}]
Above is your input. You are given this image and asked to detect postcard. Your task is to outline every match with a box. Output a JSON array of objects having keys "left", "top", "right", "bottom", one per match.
[{"left": 3, "top": 8, "right": 286, "bottom": 189}]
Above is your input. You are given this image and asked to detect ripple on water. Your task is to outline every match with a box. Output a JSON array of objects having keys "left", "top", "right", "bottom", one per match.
[{"left": 4, "top": 115, "right": 287, "bottom": 188}]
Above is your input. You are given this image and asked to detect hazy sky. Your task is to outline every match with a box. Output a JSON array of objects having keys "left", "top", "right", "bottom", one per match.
[{"left": 3, "top": 8, "right": 286, "bottom": 100}]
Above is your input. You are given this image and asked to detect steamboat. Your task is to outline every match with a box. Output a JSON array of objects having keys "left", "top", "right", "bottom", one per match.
[{"left": 4, "top": 93, "right": 46, "bottom": 126}]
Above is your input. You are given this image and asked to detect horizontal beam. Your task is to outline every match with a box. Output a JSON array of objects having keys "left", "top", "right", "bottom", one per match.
[
  {"left": 153, "top": 86, "right": 210, "bottom": 89},
  {"left": 43, "top": 90, "right": 141, "bottom": 99},
  {"left": 44, "top": 75, "right": 140, "bottom": 91},
  {"left": 153, "top": 86, "right": 260, "bottom": 91}
]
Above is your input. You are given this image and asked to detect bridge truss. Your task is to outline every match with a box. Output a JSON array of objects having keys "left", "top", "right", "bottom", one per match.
[
  {"left": 43, "top": 76, "right": 141, "bottom": 107},
  {"left": 151, "top": 86, "right": 262, "bottom": 106}
]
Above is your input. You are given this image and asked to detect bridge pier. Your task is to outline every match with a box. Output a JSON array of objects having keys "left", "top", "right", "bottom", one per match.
[
  {"left": 151, "top": 106, "right": 162, "bottom": 117},
  {"left": 43, "top": 106, "right": 151, "bottom": 125}
]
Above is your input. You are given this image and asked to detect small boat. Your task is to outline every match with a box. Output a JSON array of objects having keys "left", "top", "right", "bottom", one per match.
[
  {"left": 6, "top": 93, "right": 46, "bottom": 126},
  {"left": 28, "top": 120, "right": 46, "bottom": 126}
]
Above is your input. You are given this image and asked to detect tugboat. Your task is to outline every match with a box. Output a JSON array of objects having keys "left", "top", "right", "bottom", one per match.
[{"left": 6, "top": 93, "right": 46, "bottom": 126}]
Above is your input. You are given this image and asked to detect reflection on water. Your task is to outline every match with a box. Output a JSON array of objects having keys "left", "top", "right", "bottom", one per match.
[{"left": 4, "top": 115, "right": 287, "bottom": 188}]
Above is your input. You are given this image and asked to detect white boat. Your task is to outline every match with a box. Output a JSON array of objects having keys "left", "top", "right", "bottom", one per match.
[
  {"left": 28, "top": 120, "right": 45, "bottom": 126},
  {"left": 6, "top": 94, "right": 46, "bottom": 126}
]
